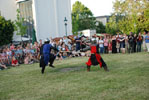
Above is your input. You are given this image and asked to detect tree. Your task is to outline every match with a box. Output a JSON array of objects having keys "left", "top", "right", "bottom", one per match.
[
  {"left": 14, "top": 9, "right": 27, "bottom": 41},
  {"left": 105, "top": 15, "right": 120, "bottom": 35},
  {"left": 107, "top": 0, "right": 149, "bottom": 35},
  {"left": 0, "top": 16, "right": 14, "bottom": 46},
  {"left": 96, "top": 21, "right": 106, "bottom": 33},
  {"left": 72, "top": 1, "right": 96, "bottom": 34}
]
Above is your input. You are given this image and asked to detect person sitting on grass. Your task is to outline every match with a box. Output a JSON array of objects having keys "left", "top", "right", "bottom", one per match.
[
  {"left": 0, "top": 61, "right": 7, "bottom": 70},
  {"left": 11, "top": 56, "right": 19, "bottom": 67}
]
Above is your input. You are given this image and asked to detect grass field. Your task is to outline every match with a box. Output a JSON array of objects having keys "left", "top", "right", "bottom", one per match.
[{"left": 0, "top": 53, "right": 149, "bottom": 100}]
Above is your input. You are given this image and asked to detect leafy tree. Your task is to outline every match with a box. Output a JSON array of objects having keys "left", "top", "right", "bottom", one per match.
[
  {"left": 14, "top": 9, "right": 27, "bottom": 41},
  {"left": 107, "top": 0, "right": 149, "bottom": 35},
  {"left": 96, "top": 21, "right": 106, "bottom": 33},
  {"left": 106, "top": 15, "right": 120, "bottom": 35},
  {"left": 72, "top": 1, "right": 96, "bottom": 34},
  {"left": 0, "top": 16, "right": 14, "bottom": 46}
]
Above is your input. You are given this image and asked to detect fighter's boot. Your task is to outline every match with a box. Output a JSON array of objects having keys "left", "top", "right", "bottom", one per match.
[
  {"left": 49, "top": 64, "right": 55, "bottom": 68},
  {"left": 103, "top": 66, "right": 109, "bottom": 72},
  {"left": 87, "top": 66, "right": 90, "bottom": 72}
]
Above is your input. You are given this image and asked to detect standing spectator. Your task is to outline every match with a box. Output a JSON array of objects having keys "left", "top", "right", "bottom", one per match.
[
  {"left": 99, "top": 37, "right": 104, "bottom": 54},
  {"left": 116, "top": 35, "right": 120, "bottom": 53},
  {"left": 133, "top": 34, "right": 137, "bottom": 52},
  {"left": 108, "top": 36, "right": 112, "bottom": 53},
  {"left": 137, "top": 32, "right": 143, "bottom": 52},
  {"left": 128, "top": 32, "right": 134, "bottom": 53},
  {"left": 75, "top": 36, "right": 81, "bottom": 51},
  {"left": 120, "top": 34, "right": 125, "bottom": 54},
  {"left": 39, "top": 39, "right": 43, "bottom": 48},
  {"left": 142, "top": 32, "right": 147, "bottom": 51},
  {"left": 112, "top": 35, "right": 117, "bottom": 53},
  {"left": 145, "top": 32, "right": 149, "bottom": 52},
  {"left": 104, "top": 36, "right": 108, "bottom": 53},
  {"left": 124, "top": 34, "right": 128, "bottom": 53},
  {"left": 67, "top": 42, "right": 72, "bottom": 51},
  {"left": 80, "top": 37, "right": 86, "bottom": 51},
  {"left": 63, "top": 36, "right": 71, "bottom": 46}
]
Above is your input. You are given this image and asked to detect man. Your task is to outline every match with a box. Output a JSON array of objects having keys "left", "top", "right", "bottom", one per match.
[
  {"left": 75, "top": 36, "right": 81, "bottom": 51},
  {"left": 145, "top": 32, "right": 149, "bottom": 52},
  {"left": 40, "top": 38, "right": 58, "bottom": 74},
  {"left": 86, "top": 40, "right": 109, "bottom": 72},
  {"left": 128, "top": 32, "right": 134, "bottom": 53},
  {"left": 137, "top": 32, "right": 143, "bottom": 52}
]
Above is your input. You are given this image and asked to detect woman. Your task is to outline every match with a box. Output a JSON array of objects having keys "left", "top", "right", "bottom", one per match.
[
  {"left": 120, "top": 34, "right": 125, "bottom": 54},
  {"left": 104, "top": 36, "right": 109, "bottom": 54},
  {"left": 116, "top": 35, "right": 120, "bottom": 53},
  {"left": 108, "top": 36, "right": 112, "bottom": 53},
  {"left": 112, "top": 35, "right": 117, "bottom": 53},
  {"left": 137, "top": 32, "right": 143, "bottom": 52},
  {"left": 98, "top": 37, "right": 104, "bottom": 54}
]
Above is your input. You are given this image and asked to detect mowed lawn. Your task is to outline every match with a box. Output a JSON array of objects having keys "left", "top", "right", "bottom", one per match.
[{"left": 0, "top": 53, "right": 149, "bottom": 100}]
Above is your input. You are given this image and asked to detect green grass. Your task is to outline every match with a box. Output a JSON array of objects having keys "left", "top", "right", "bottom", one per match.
[{"left": 0, "top": 53, "right": 149, "bottom": 100}]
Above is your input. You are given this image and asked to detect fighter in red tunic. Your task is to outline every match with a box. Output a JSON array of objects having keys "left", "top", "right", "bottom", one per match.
[{"left": 86, "top": 41, "right": 109, "bottom": 72}]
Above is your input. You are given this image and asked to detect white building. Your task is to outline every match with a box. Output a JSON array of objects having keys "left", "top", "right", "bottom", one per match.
[
  {"left": 79, "top": 29, "right": 96, "bottom": 37},
  {"left": 0, "top": 0, "right": 72, "bottom": 41},
  {"left": 96, "top": 16, "right": 110, "bottom": 26}
]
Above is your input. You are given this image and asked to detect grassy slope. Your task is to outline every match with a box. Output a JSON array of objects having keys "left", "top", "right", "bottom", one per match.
[{"left": 0, "top": 53, "right": 149, "bottom": 100}]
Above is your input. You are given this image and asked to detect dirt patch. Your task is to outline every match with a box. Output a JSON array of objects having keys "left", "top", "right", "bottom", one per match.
[{"left": 59, "top": 66, "right": 84, "bottom": 72}]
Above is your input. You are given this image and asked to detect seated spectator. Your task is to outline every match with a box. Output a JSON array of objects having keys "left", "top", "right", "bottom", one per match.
[
  {"left": 56, "top": 52, "right": 63, "bottom": 60},
  {"left": 10, "top": 44, "right": 15, "bottom": 50},
  {"left": 11, "top": 56, "right": 19, "bottom": 67},
  {"left": 24, "top": 55, "right": 30, "bottom": 64},
  {"left": 0, "top": 63, "right": 7, "bottom": 70},
  {"left": 24, "top": 53, "right": 34, "bottom": 64}
]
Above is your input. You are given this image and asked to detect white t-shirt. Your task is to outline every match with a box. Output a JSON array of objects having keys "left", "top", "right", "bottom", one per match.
[{"left": 99, "top": 40, "right": 104, "bottom": 47}]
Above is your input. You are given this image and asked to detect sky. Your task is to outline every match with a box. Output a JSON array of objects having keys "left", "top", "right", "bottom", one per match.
[{"left": 71, "top": 0, "right": 116, "bottom": 17}]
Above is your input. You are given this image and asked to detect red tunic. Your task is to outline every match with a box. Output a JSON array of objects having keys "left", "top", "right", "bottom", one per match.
[
  {"left": 12, "top": 59, "right": 18, "bottom": 65},
  {"left": 86, "top": 45, "right": 102, "bottom": 68}
]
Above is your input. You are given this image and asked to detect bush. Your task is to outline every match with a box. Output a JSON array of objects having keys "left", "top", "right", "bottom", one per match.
[{"left": 0, "top": 16, "right": 14, "bottom": 46}]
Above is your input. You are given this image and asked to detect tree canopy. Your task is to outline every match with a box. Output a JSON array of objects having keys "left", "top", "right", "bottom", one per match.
[
  {"left": 106, "top": 0, "right": 149, "bottom": 35},
  {"left": 72, "top": 1, "right": 96, "bottom": 35},
  {"left": 14, "top": 9, "right": 27, "bottom": 41},
  {"left": 0, "top": 16, "right": 14, "bottom": 46}
]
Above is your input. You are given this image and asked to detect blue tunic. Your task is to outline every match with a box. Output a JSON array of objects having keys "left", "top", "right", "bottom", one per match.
[{"left": 43, "top": 44, "right": 52, "bottom": 65}]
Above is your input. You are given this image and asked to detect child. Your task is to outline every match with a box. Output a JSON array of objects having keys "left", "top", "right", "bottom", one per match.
[{"left": 11, "top": 56, "right": 19, "bottom": 67}]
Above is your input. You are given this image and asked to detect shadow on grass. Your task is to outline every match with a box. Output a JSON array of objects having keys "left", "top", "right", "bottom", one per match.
[{"left": 52, "top": 65, "right": 85, "bottom": 73}]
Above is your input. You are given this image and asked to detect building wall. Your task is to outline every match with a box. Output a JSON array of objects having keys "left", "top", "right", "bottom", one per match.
[
  {"left": 33, "top": 0, "right": 72, "bottom": 41},
  {"left": 32, "top": 0, "right": 58, "bottom": 41},
  {"left": 0, "top": 0, "right": 72, "bottom": 41},
  {"left": 0, "top": 0, "right": 21, "bottom": 41},
  {"left": 96, "top": 18, "right": 107, "bottom": 26},
  {"left": 56, "top": 0, "right": 72, "bottom": 37},
  {"left": 96, "top": 16, "right": 110, "bottom": 26},
  {"left": 0, "top": 0, "right": 17, "bottom": 20}
]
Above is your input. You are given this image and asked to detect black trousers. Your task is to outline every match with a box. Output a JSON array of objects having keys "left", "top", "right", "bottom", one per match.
[
  {"left": 100, "top": 57, "right": 107, "bottom": 67},
  {"left": 41, "top": 54, "right": 56, "bottom": 74}
]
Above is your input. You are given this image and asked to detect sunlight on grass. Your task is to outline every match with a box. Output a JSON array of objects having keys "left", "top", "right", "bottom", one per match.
[{"left": 0, "top": 53, "right": 149, "bottom": 100}]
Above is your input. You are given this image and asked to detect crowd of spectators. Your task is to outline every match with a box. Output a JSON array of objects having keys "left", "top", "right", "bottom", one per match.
[{"left": 0, "top": 32, "right": 149, "bottom": 70}]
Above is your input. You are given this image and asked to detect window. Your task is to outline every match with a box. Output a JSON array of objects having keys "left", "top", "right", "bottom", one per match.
[{"left": 18, "top": 0, "right": 33, "bottom": 38}]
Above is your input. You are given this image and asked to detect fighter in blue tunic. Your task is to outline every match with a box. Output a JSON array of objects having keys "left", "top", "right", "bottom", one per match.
[{"left": 40, "top": 38, "right": 58, "bottom": 74}]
